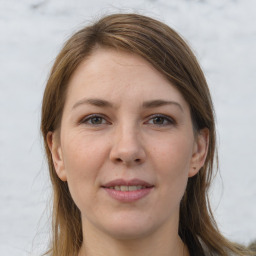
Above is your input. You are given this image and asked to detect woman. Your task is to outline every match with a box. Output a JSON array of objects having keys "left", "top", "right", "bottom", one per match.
[{"left": 41, "top": 13, "right": 253, "bottom": 256}]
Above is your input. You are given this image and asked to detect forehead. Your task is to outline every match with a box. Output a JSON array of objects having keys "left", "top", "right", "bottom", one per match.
[{"left": 65, "top": 48, "right": 188, "bottom": 110}]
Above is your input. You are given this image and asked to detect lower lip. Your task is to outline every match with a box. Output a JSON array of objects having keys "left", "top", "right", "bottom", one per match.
[{"left": 103, "top": 187, "right": 153, "bottom": 202}]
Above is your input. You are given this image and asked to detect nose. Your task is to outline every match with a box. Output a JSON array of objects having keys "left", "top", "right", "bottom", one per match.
[{"left": 109, "top": 124, "right": 146, "bottom": 166}]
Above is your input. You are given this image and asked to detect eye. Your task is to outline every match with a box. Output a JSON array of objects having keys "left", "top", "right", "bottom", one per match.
[
  {"left": 80, "top": 114, "right": 109, "bottom": 126},
  {"left": 146, "top": 114, "right": 176, "bottom": 126}
]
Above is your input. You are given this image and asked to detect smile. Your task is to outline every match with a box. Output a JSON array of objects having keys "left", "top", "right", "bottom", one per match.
[
  {"left": 108, "top": 185, "right": 147, "bottom": 191},
  {"left": 102, "top": 179, "right": 154, "bottom": 202}
]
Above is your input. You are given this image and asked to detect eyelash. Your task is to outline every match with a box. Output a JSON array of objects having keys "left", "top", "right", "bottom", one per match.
[
  {"left": 79, "top": 114, "right": 110, "bottom": 126},
  {"left": 79, "top": 114, "right": 176, "bottom": 127},
  {"left": 145, "top": 114, "right": 176, "bottom": 126}
]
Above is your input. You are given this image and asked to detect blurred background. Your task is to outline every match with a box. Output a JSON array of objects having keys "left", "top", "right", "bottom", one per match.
[{"left": 0, "top": 0, "right": 255, "bottom": 255}]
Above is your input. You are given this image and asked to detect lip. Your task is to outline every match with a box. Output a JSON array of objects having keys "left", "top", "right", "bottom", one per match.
[
  {"left": 102, "top": 179, "right": 154, "bottom": 203},
  {"left": 102, "top": 178, "right": 154, "bottom": 188}
]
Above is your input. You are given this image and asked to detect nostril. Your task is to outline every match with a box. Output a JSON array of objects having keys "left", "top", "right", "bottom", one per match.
[{"left": 114, "top": 158, "right": 141, "bottom": 164}]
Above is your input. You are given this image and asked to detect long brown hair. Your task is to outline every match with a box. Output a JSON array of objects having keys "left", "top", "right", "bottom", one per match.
[{"left": 41, "top": 13, "right": 252, "bottom": 256}]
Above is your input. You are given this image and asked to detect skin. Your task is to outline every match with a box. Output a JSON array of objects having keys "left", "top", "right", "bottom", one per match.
[{"left": 48, "top": 48, "right": 209, "bottom": 256}]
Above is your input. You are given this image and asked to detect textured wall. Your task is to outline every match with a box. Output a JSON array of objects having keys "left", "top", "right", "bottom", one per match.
[{"left": 0, "top": 0, "right": 255, "bottom": 255}]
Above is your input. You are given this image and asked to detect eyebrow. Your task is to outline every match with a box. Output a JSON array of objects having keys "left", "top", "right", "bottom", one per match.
[
  {"left": 72, "top": 98, "right": 183, "bottom": 112},
  {"left": 142, "top": 99, "right": 184, "bottom": 112},
  {"left": 72, "top": 98, "right": 113, "bottom": 109}
]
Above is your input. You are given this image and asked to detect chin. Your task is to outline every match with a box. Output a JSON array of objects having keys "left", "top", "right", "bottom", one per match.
[
  {"left": 105, "top": 226, "right": 154, "bottom": 241},
  {"left": 98, "top": 214, "right": 160, "bottom": 241}
]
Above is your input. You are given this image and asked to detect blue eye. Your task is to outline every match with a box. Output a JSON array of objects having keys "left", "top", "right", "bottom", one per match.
[{"left": 147, "top": 115, "right": 175, "bottom": 126}]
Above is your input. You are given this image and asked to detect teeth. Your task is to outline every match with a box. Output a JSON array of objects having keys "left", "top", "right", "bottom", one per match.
[
  {"left": 129, "top": 185, "right": 143, "bottom": 191},
  {"left": 120, "top": 185, "right": 127, "bottom": 191},
  {"left": 129, "top": 186, "right": 138, "bottom": 191},
  {"left": 109, "top": 185, "right": 145, "bottom": 191}
]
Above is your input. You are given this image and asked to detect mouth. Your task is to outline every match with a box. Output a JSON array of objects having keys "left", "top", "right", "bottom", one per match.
[
  {"left": 105, "top": 185, "right": 150, "bottom": 191},
  {"left": 102, "top": 179, "right": 154, "bottom": 202}
]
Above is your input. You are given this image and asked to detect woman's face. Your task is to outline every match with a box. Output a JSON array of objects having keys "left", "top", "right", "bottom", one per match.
[{"left": 49, "top": 48, "right": 208, "bottom": 240}]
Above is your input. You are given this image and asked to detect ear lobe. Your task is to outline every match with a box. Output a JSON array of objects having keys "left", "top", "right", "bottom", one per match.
[
  {"left": 47, "top": 132, "right": 67, "bottom": 181},
  {"left": 188, "top": 128, "right": 209, "bottom": 178}
]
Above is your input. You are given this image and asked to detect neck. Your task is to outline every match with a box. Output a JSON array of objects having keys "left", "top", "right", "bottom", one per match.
[{"left": 78, "top": 220, "right": 189, "bottom": 256}]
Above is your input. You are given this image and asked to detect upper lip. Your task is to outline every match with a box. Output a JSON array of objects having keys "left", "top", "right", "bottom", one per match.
[{"left": 102, "top": 179, "right": 154, "bottom": 188}]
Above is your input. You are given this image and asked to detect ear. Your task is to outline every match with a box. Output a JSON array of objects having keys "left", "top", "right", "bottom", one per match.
[
  {"left": 188, "top": 128, "right": 209, "bottom": 178},
  {"left": 47, "top": 131, "right": 67, "bottom": 181}
]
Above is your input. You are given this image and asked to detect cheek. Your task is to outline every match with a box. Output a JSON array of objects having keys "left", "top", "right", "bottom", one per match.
[
  {"left": 151, "top": 135, "right": 193, "bottom": 193},
  {"left": 153, "top": 135, "right": 193, "bottom": 172},
  {"left": 60, "top": 134, "right": 108, "bottom": 207},
  {"left": 62, "top": 132, "right": 107, "bottom": 175}
]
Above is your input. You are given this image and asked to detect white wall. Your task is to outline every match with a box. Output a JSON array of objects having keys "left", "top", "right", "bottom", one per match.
[{"left": 1, "top": 0, "right": 255, "bottom": 255}]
